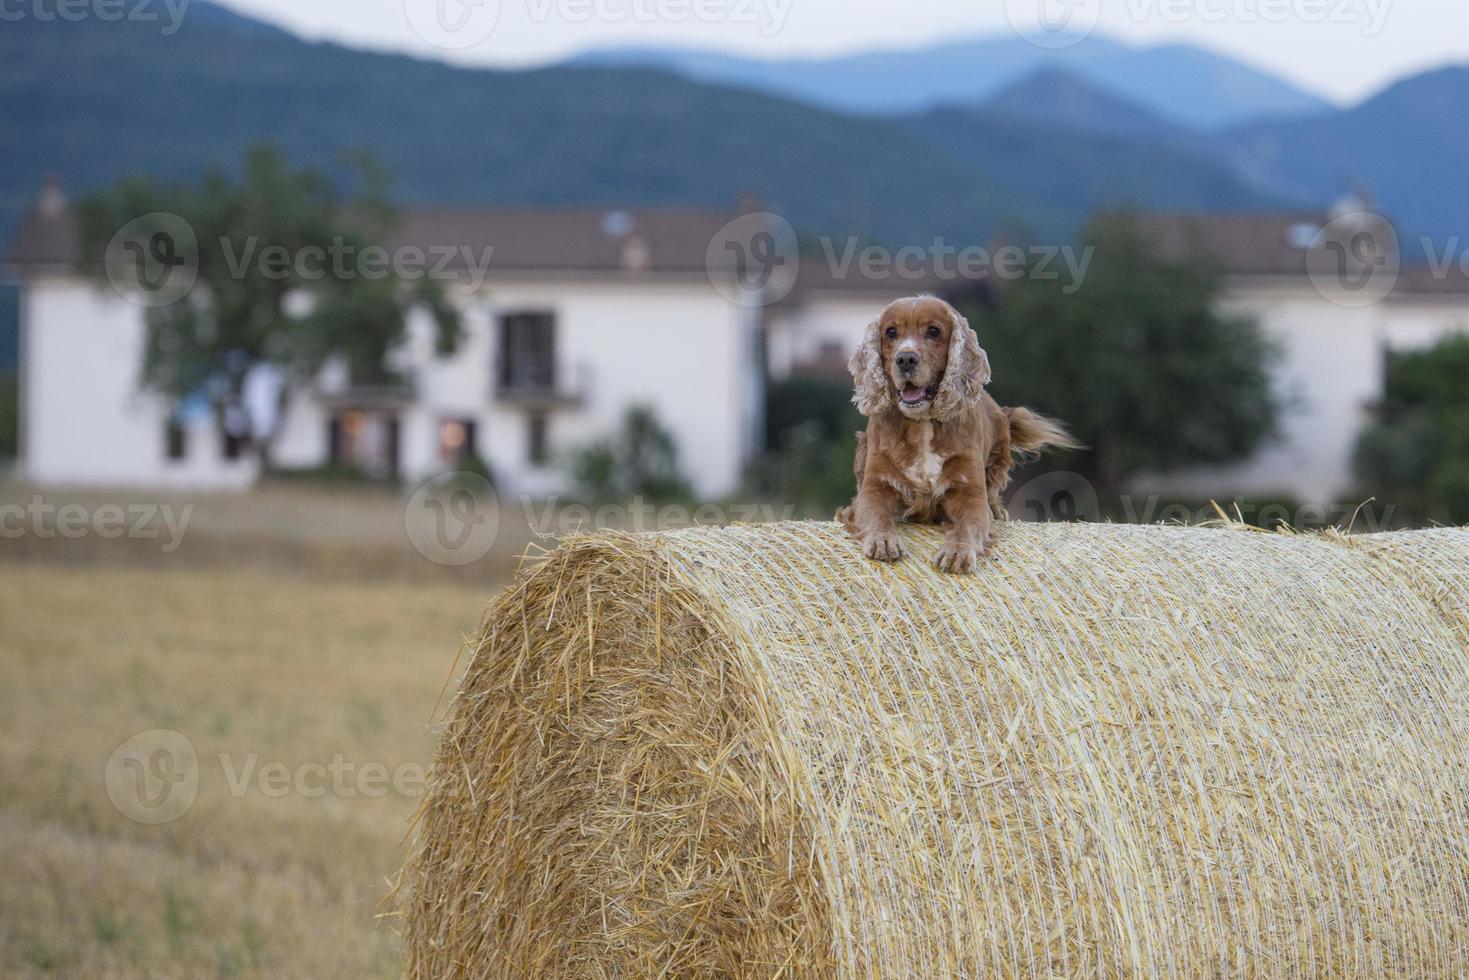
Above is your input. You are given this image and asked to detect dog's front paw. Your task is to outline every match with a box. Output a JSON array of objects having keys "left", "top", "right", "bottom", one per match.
[
  {"left": 936, "top": 540, "right": 980, "bottom": 574},
  {"left": 862, "top": 529, "right": 904, "bottom": 562}
]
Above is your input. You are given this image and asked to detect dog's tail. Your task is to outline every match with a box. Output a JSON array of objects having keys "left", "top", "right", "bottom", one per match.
[{"left": 1006, "top": 407, "right": 1083, "bottom": 459}]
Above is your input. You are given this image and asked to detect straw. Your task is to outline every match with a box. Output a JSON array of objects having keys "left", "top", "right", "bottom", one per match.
[{"left": 401, "top": 521, "right": 1469, "bottom": 978}]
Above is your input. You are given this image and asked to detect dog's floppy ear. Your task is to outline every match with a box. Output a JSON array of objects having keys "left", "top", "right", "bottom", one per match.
[
  {"left": 849, "top": 317, "right": 892, "bottom": 417},
  {"left": 932, "top": 305, "right": 991, "bottom": 421}
]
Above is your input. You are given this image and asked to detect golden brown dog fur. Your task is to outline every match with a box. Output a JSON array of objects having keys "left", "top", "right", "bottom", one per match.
[{"left": 836, "top": 296, "right": 1078, "bottom": 573}]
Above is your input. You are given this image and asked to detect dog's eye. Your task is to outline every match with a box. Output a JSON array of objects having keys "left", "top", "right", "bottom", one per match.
[
  {"left": 884, "top": 327, "right": 898, "bottom": 340},
  {"left": 926, "top": 325, "right": 943, "bottom": 339}
]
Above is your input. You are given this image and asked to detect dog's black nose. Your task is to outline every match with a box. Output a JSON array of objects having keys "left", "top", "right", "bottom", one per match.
[{"left": 895, "top": 351, "right": 919, "bottom": 374}]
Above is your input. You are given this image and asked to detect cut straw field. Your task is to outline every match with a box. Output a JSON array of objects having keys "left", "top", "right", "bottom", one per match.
[{"left": 0, "top": 560, "right": 488, "bottom": 978}]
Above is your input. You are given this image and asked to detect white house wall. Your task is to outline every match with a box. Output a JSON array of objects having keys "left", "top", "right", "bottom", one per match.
[
  {"left": 19, "top": 275, "right": 257, "bottom": 490},
  {"left": 1141, "top": 282, "right": 1469, "bottom": 505},
  {"left": 767, "top": 293, "right": 893, "bottom": 378},
  {"left": 400, "top": 278, "right": 753, "bottom": 500},
  {"left": 1378, "top": 300, "right": 1469, "bottom": 353}
]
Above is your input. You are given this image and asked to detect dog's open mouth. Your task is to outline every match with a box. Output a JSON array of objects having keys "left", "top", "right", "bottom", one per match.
[{"left": 900, "top": 384, "right": 935, "bottom": 406}]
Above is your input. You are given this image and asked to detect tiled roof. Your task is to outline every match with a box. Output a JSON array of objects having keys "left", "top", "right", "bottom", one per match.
[
  {"left": 5, "top": 187, "right": 744, "bottom": 278},
  {"left": 1137, "top": 210, "right": 1469, "bottom": 295}
]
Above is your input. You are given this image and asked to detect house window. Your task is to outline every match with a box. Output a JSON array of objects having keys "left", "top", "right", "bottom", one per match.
[
  {"left": 439, "top": 418, "right": 479, "bottom": 465},
  {"left": 328, "top": 410, "right": 400, "bottom": 479},
  {"left": 222, "top": 431, "right": 248, "bottom": 461},
  {"left": 527, "top": 412, "right": 549, "bottom": 466},
  {"left": 165, "top": 417, "right": 187, "bottom": 461},
  {"left": 222, "top": 404, "right": 250, "bottom": 461},
  {"left": 499, "top": 312, "right": 556, "bottom": 392}
]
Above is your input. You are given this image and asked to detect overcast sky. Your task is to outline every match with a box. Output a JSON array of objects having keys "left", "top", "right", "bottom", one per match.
[{"left": 212, "top": 0, "right": 1467, "bottom": 105}]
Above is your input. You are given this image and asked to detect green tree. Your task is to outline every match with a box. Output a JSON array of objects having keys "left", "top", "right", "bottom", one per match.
[
  {"left": 571, "top": 405, "right": 692, "bottom": 503},
  {"left": 1355, "top": 335, "right": 1469, "bottom": 525},
  {"left": 75, "top": 145, "right": 460, "bottom": 472},
  {"left": 752, "top": 375, "right": 865, "bottom": 515},
  {"left": 0, "top": 372, "right": 16, "bottom": 459},
  {"left": 969, "top": 212, "right": 1278, "bottom": 493}
]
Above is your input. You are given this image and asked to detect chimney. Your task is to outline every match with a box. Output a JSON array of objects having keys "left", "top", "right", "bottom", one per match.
[
  {"left": 38, "top": 174, "right": 67, "bottom": 217},
  {"left": 620, "top": 234, "right": 651, "bottom": 275}
]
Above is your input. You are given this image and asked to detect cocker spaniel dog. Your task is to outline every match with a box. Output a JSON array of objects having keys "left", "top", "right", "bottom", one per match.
[{"left": 837, "top": 295, "right": 1078, "bottom": 573}]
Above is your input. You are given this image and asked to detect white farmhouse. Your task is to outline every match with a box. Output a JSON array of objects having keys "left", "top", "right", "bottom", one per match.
[
  {"left": 3, "top": 183, "right": 914, "bottom": 499},
  {"left": 1136, "top": 207, "right": 1469, "bottom": 505},
  {"left": 9, "top": 179, "right": 1467, "bottom": 508},
  {"left": 6, "top": 188, "right": 774, "bottom": 498}
]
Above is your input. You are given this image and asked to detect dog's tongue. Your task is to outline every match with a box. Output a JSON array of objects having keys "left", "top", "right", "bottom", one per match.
[{"left": 901, "top": 386, "right": 929, "bottom": 404}]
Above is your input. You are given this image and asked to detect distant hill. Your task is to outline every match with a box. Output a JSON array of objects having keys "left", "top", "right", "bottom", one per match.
[
  {"left": 1226, "top": 66, "right": 1469, "bottom": 245},
  {"left": 908, "top": 104, "right": 1282, "bottom": 223},
  {"left": 15, "top": 3, "right": 1469, "bottom": 377},
  {"left": 978, "top": 67, "right": 1204, "bottom": 148},
  {"left": 0, "top": 7, "right": 1055, "bottom": 256},
  {"left": 0, "top": 2, "right": 1302, "bottom": 263},
  {"left": 571, "top": 35, "right": 1333, "bottom": 129}
]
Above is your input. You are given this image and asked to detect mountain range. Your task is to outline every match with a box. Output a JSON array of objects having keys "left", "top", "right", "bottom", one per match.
[
  {"left": 0, "top": 4, "right": 1315, "bottom": 261},
  {"left": 4, "top": 2, "right": 1469, "bottom": 372},
  {"left": 571, "top": 34, "right": 1332, "bottom": 128}
]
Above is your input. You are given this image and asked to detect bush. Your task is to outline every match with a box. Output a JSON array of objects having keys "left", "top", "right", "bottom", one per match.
[
  {"left": 747, "top": 426, "right": 857, "bottom": 518},
  {"left": 571, "top": 405, "right": 691, "bottom": 504},
  {"left": 972, "top": 212, "right": 1278, "bottom": 494},
  {"left": 753, "top": 376, "right": 864, "bottom": 516},
  {"left": 445, "top": 453, "right": 497, "bottom": 491},
  {"left": 765, "top": 375, "right": 862, "bottom": 449},
  {"left": 1355, "top": 336, "right": 1469, "bottom": 525}
]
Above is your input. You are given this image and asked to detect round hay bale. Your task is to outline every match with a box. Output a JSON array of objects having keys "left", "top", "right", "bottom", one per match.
[
  {"left": 401, "top": 522, "right": 1469, "bottom": 978},
  {"left": 1352, "top": 528, "right": 1469, "bottom": 646}
]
